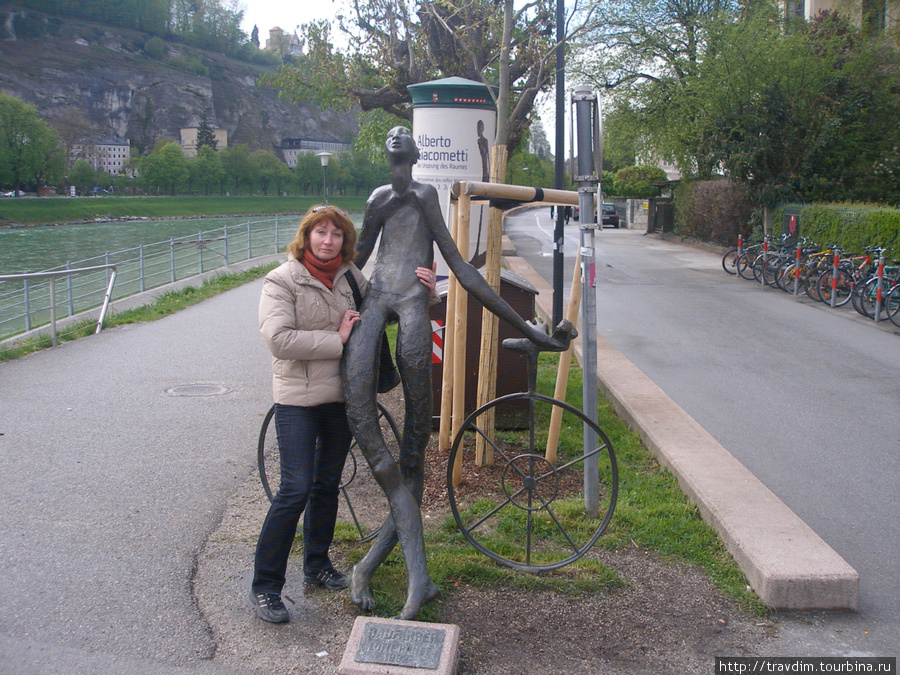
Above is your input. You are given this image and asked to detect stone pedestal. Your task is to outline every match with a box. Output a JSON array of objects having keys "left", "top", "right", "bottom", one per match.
[{"left": 338, "top": 616, "right": 460, "bottom": 675}]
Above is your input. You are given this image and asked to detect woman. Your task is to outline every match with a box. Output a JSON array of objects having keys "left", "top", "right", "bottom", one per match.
[{"left": 250, "top": 204, "right": 434, "bottom": 623}]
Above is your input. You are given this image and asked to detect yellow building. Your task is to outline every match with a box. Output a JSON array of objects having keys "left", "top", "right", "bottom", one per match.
[{"left": 180, "top": 119, "right": 228, "bottom": 158}]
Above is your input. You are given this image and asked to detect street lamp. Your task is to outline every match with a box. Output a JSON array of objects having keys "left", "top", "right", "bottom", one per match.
[{"left": 316, "top": 151, "right": 333, "bottom": 204}]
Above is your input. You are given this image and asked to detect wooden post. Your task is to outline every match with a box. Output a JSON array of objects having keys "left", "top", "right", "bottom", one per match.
[
  {"left": 450, "top": 189, "right": 471, "bottom": 487},
  {"left": 438, "top": 200, "right": 459, "bottom": 454},
  {"left": 474, "top": 145, "right": 508, "bottom": 466},
  {"left": 545, "top": 247, "right": 582, "bottom": 463}
]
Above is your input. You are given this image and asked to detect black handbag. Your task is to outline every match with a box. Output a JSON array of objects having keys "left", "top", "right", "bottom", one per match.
[{"left": 344, "top": 271, "right": 401, "bottom": 393}]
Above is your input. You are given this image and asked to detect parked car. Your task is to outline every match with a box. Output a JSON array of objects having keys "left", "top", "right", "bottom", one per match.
[
  {"left": 601, "top": 203, "right": 619, "bottom": 228},
  {"left": 2, "top": 190, "right": 25, "bottom": 197}
]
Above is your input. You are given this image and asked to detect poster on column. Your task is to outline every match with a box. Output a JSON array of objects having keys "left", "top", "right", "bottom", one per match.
[{"left": 409, "top": 77, "right": 497, "bottom": 278}]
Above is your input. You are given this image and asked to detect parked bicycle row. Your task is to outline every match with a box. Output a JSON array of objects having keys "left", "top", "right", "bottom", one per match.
[{"left": 721, "top": 234, "right": 900, "bottom": 328}]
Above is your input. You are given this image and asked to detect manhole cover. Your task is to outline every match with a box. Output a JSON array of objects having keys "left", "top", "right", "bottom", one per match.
[{"left": 164, "top": 384, "right": 232, "bottom": 397}]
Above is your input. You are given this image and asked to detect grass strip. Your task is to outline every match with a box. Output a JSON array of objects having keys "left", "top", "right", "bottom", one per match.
[{"left": 0, "top": 195, "right": 368, "bottom": 226}]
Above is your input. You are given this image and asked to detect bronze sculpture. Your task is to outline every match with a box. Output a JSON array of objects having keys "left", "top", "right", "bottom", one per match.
[{"left": 342, "top": 126, "right": 574, "bottom": 620}]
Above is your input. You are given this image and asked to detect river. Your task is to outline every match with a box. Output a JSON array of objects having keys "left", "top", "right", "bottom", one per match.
[{"left": 0, "top": 216, "right": 306, "bottom": 274}]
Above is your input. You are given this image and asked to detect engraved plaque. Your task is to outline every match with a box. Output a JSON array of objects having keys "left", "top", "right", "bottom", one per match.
[{"left": 354, "top": 622, "right": 446, "bottom": 669}]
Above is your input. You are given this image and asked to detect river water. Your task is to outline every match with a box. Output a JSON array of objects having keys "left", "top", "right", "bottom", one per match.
[{"left": 0, "top": 216, "right": 306, "bottom": 274}]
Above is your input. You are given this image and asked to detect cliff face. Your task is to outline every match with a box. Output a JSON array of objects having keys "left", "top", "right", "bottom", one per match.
[{"left": 0, "top": 7, "right": 357, "bottom": 155}]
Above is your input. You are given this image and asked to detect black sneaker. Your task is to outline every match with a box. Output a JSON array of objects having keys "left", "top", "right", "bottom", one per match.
[
  {"left": 303, "top": 567, "right": 348, "bottom": 590},
  {"left": 249, "top": 589, "right": 289, "bottom": 623}
]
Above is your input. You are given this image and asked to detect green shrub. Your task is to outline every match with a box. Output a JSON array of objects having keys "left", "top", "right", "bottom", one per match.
[
  {"left": 144, "top": 36, "right": 167, "bottom": 59},
  {"left": 675, "top": 179, "right": 754, "bottom": 244},
  {"left": 775, "top": 204, "right": 900, "bottom": 254}
]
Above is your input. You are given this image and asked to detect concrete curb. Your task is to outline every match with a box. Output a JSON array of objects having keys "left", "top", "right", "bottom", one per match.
[{"left": 504, "top": 255, "right": 859, "bottom": 611}]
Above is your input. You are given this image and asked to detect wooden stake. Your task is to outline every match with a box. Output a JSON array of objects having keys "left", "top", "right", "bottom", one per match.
[
  {"left": 450, "top": 190, "right": 471, "bottom": 487},
  {"left": 474, "top": 145, "right": 508, "bottom": 467},
  {"left": 545, "top": 247, "right": 582, "bottom": 464},
  {"left": 438, "top": 200, "right": 459, "bottom": 454}
]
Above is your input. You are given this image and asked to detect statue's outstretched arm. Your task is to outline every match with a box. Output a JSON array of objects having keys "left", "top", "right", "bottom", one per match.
[{"left": 422, "top": 189, "right": 573, "bottom": 351}]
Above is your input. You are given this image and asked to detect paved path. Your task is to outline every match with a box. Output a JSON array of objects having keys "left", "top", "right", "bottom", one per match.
[
  {"left": 0, "top": 279, "right": 270, "bottom": 673},
  {"left": 504, "top": 209, "right": 900, "bottom": 656}
]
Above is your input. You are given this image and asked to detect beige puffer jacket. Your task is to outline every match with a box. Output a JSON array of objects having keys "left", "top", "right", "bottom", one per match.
[{"left": 259, "top": 256, "right": 367, "bottom": 407}]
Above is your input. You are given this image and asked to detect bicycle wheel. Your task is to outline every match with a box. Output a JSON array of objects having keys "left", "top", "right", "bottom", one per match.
[
  {"left": 447, "top": 392, "right": 618, "bottom": 572},
  {"left": 886, "top": 283, "right": 900, "bottom": 327},
  {"left": 257, "top": 401, "right": 400, "bottom": 542},
  {"left": 853, "top": 276, "right": 879, "bottom": 318},
  {"left": 722, "top": 249, "right": 739, "bottom": 275},
  {"left": 737, "top": 253, "right": 757, "bottom": 280},
  {"left": 816, "top": 268, "right": 854, "bottom": 306}
]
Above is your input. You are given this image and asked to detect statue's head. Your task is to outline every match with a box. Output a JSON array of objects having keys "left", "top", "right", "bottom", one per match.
[{"left": 386, "top": 126, "right": 419, "bottom": 165}]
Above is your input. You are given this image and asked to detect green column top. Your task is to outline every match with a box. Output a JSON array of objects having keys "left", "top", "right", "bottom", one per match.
[{"left": 408, "top": 77, "right": 497, "bottom": 110}]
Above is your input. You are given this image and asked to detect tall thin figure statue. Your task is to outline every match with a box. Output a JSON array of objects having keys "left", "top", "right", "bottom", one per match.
[{"left": 342, "top": 126, "right": 574, "bottom": 620}]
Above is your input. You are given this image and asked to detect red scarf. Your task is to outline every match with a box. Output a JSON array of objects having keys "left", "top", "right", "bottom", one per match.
[{"left": 301, "top": 249, "right": 343, "bottom": 290}]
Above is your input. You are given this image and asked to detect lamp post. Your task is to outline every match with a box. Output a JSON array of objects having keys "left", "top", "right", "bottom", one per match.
[{"left": 316, "top": 151, "right": 333, "bottom": 204}]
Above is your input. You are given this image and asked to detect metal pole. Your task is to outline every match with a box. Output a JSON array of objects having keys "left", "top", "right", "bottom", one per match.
[
  {"left": 323, "top": 165, "right": 329, "bottom": 205},
  {"left": 65, "top": 261, "right": 74, "bottom": 316},
  {"left": 23, "top": 279, "right": 31, "bottom": 331},
  {"left": 170, "top": 239, "right": 176, "bottom": 283},
  {"left": 794, "top": 242, "right": 802, "bottom": 296},
  {"left": 874, "top": 254, "right": 885, "bottom": 322},
  {"left": 198, "top": 231, "right": 204, "bottom": 274},
  {"left": 831, "top": 247, "right": 839, "bottom": 308},
  {"left": 552, "top": 0, "right": 566, "bottom": 326},
  {"left": 573, "top": 85, "right": 600, "bottom": 519},
  {"left": 139, "top": 245, "right": 146, "bottom": 292},
  {"left": 49, "top": 278, "right": 57, "bottom": 347}
]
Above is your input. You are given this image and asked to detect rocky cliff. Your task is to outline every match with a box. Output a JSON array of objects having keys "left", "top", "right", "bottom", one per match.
[{"left": 0, "top": 6, "right": 357, "bottom": 155}]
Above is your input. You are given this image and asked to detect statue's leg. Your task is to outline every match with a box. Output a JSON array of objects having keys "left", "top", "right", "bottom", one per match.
[
  {"left": 342, "top": 303, "right": 435, "bottom": 618},
  {"left": 390, "top": 302, "right": 439, "bottom": 619}
]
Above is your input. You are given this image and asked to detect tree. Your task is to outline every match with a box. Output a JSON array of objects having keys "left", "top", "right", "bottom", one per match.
[
  {"left": 0, "top": 94, "right": 65, "bottom": 193},
  {"left": 140, "top": 141, "right": 189, "bottom": 195},
  {"left": 614, "top": 165, "right": 668, "bottom": 198},
  {"left": 574, "top": 0, "right": 746, "bottom": 176},
  {"left": 191, "top": 145, "right": 225, "bottom": 195},
  {"left": 260, "top": 0, "right": 592, "bottom": 157},
  {"left": 293, "top": 152, "right": 322, "bottom": 195},
  {"left": 68, "top": 159, "right": 96, "bottom": 196},
  {"left": 220, "top": 144, "right": 259, "bottom": 194},
  {"left": 254, "top": 149, "right": 290, "bottom": 195},
  {"left": 196, "top": 112, "right": 218, "bottom": 151},
  {"left": 251, "top": 24, "right": 260, "bottom": 48},
  {"left": 689, "top": 10, "right": 900, "bottom": 209}
]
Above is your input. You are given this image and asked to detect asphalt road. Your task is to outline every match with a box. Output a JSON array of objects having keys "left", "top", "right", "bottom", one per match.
[
  {"left": 0, "top": 280, "right": 271, "bottom": 673},
  {"left": 505, "top": 208, "right": 900, "bottom": 657}
]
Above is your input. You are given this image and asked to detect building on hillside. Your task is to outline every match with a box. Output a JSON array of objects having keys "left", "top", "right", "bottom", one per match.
[
  {"left": 784, "top": 0, "right": 895, "bottom": 34},
  {"left": 265, "top": 27, "right": 304, "bottom": 57},
  {"left": 278, "top": 138, "right": 352, "bottom": 168},
  {"left": 180, "top": 118, "right": 228, "bottom": 158},
  {"left": 69, "top": 138, "right": 131, "bottom": 175}
]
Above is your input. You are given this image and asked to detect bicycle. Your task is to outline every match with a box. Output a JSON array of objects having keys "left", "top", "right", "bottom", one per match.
[
  {"left": 257, "top": 400, "right": 401, "bottom": 543},
  {"left": 258, "top": 336, "right": 619, "bottom": 571},
  {"left": 446, "top": 335, "right": 618, "bottom": 572}
]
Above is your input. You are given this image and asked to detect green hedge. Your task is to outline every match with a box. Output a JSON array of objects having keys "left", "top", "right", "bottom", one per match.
[{"left": 776, "top": 204, "right": 900, "bottom": 256}]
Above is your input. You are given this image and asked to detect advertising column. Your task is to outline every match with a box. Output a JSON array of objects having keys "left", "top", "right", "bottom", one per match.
[{"left": 408, "top": 77, "right": 497, "bottom": 277}]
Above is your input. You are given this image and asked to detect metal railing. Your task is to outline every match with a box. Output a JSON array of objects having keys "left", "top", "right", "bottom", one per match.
[
  {"left": 0, "top": 265, "right": 117, "bottom": 346},
  {"left": 0, "top": 217, "right": 291, "bottom": 342}
]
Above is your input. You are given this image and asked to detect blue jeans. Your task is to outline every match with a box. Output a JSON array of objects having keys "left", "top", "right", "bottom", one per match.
[{"left": 252, "top": 402, "right": 352, "bottom": 595}]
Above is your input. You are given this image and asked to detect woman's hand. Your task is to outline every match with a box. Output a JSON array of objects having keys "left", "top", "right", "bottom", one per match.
[
  {"left": 416, "top": 263, "right": 437, "bottom": 293},
  {"left": 339, "top": 309, "right": 361, "bottom": 344}
]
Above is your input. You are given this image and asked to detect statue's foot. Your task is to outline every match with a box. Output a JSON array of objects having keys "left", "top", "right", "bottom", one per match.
[
  {"left": 349, "top": 564, "right": 376, "bottom": 611},
  {"left": 395, "top": 578, "right": 440, "bottom": 621}
]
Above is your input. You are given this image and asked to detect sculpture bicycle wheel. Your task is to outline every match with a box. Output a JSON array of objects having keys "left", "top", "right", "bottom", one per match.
[
  {"left": 447, "top": 391, "right": 618, "bottom": 572},
  {"left": 257, "top": 401, "right": 401, "bottom": 543}
]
